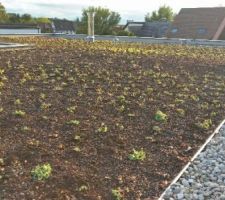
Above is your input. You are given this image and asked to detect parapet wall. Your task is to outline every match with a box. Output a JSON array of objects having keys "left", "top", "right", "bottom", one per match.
[{"left": 1, "top": 33, "right": 225, "bottom": 47}]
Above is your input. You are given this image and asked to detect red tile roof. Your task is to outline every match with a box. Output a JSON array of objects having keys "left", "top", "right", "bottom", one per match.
[{"left": 167, "top": 7, "right": 225, "bottom": 40}]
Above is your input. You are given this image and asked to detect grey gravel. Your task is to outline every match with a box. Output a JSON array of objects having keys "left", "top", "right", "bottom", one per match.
[{"left": 161, "top": 125, "right": 225, "bottom": 200}]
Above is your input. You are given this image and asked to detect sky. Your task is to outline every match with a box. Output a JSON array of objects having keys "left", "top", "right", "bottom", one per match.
[{"left": 1, "top": 0, "right": 225, "bottom": 24}]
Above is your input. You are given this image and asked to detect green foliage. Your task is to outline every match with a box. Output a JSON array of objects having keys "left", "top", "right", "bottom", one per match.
[
  {"left": 0, "top": 158, "right": 4, "bottom": 165},
  {"left": 41, "top": 103, "right": 52, "bottom": 110},
  {"left": 97, "top": 123, "right": 108, "bottom": 133},
  {"left": 0, "top": 2, "right": 52, "bottom": 25},
  {"left": 114, "top": 30, "right": 134, "bottom": 36},
  {"left": 21, "top": 126, "right": 31, "bottom": 132},
  {"left": 78, "top": 185, "right": 88, "bottom": 192},
  {"left": 14, "top": 99, "right": 22, "bottom": 105},
  {"left": 74, "top": 135, "right": 81, "bottom": 141},
  {"left": 118, "top": 95, "right": 126, "bottom": 104},
  {"left": 154, "top": 110, "right": 168, "bottom": 122},
  {"left": 128, "top": 149, "right": 146, "bottom": 161},
  {"left": 8, "top": 13, "right": 21, "bottom": 23},
  {"left": 190, "top": 95, "right": 199, "bottom": 102},
  {"left": 112, "top": 188, "right": 123, "bottom": 200},
  {"left": 77, "top": 6, "right": 121, "bottom": 35},
  {"left": 31, "top": 163, "right": 52, "bottom": 181},
  {"left": 197, "top": 119, "right": 212, "bottom": 130},
  {"left": 73, "top": 146, "right": 81, "bottom": 152},
  {"left": 36, "top": 17, "right": 51, "bottom": 24},
  {"left": 145, "top": 5, "right": 174, "bottom": 22},
  {"left": 20, "top": 13, "right": 34, "bottom": 23},
  {"left": 66, "top": 106, "right": 76, "bottom": 113},
  {"left": 14, "top": 110, "right": 26, "bottom": 117},
  {"left": 0, "top": 3, "right": 8, "bottom": 23},
  {"left": 146, "top": 87, "right": 154, "bottom": 95},
  {"left": 67, "top": 120, "right": 80, "bottom": 126}
]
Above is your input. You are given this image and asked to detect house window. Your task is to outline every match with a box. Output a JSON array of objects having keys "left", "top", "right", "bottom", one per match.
[
  {"left": 171, "top": 28, "right": 178, "bottom": 34},
  {"left": 197, "top": 28, "right": 207, "bottom": 34}
]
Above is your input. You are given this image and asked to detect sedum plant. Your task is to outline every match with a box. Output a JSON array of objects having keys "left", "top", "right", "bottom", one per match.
[
  {"left": 31, "top": 163, "right": 52, "bottom": 181},
  {"left": 112, "top": 188, "right": 123, "bottom": 200},
  {"left": 128, "top": 149, "right": 146, "bottom": 161},
  {"left": 154, "top": 110, "right": 168, "bottom": 122}
]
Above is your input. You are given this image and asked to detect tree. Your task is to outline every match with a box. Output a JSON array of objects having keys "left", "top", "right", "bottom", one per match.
[
  {"left": 0, "top": 3, "right": 8, "bottom": 23},
  {"left": 145, "top": 5, "right": 174, "bottom": 22},
  {"left": 35, "top": 17, "right": 51, "bottom": 24},
  {"left": 77, "top": 6, "right": 121, "bottom": 35},
  {"left": 8, "top": 13, "right": 21, "bottom": 23},
  {"left": 20, "top": 14, "right": 34, "bottom": 23}
]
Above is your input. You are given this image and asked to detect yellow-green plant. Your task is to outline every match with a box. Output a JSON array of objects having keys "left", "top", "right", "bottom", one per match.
[
  {"left": 67, "top": 120, "right": 80, "bottom": 126},
  {"left": 128, "top": 149, "right": 146, "bottom": 161},
  {"left": 112, "top": 188, "right": 123, "bottom": 200},
  {"left": 154, "top": 110, "right": 168, "bottom": 122},
  {"left": 31, "top": 163, "right": 52, "bottom": 181},
  {"left": 97, "top": 123, "right": 108, "bottom": 133},
  {"left": 197, "top": 119, "right": 212, "bottom": 130}
]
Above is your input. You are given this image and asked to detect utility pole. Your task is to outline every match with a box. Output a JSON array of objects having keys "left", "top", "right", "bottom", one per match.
[{"left": 87, "top": 11, "right": 95, "bottom": 42}]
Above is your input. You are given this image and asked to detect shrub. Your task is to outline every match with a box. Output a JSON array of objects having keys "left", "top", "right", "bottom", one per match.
[{"left": 14, "top": 110, "right": 26, "bottom": 117}]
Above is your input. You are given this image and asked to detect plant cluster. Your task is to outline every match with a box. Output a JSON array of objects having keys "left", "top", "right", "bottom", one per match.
[{"left": 31, "top": 163, "right": 52, "bottom": 181}]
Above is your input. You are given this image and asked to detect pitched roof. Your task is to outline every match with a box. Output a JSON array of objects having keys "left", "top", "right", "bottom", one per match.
[
  {"left": 0, "top": 24, "right": 39, "bottom": 29},
  {"left": 167, "top": 7, "right": 225, "bottom": 39},
  {"left": 138, "top": 21, "right": 170, "bottom": 38},
  {"left": 123, "top": 22, "right": 145, "bottom": 35},
  {"left": 51, "top": 19, "right": 76, "bottom": 32}
]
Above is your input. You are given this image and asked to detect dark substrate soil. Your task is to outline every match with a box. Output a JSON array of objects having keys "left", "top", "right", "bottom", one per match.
[{"left": 0, "top": 38, "right": 225, "bottom": 200}]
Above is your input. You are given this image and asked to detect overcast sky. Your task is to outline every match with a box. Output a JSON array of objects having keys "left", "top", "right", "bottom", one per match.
[{"left": 1, "top": 0, "right": 225, "bottom": 23}]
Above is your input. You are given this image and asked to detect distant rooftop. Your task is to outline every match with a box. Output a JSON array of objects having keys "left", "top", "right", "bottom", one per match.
[
  {"left": 168, "top": 7, "right": 225, "bottom": 40},
  {"left": 0, "top": 24, "right": 39, "bottom": 29}
]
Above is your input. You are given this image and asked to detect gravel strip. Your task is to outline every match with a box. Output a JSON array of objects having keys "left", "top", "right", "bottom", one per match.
[{"left": 161, "top": 125, "right": 225, "bottom": 200}]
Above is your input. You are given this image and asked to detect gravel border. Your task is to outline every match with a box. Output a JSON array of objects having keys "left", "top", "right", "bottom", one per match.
[{"left": 160, "top": 119, "right": 225, "bottom": 200}]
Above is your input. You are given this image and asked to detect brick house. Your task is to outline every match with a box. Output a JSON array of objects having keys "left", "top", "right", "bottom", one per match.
[{"left": 167, "top": 7, "right": 225, "bottom": 40}]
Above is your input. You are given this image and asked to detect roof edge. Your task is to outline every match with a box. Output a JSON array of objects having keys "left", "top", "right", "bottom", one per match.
[{"left": 213, "top": 16, "right": 225, "bottom": 40}]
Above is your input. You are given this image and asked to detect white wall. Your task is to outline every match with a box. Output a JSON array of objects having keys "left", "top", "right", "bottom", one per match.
[{"left": 0, "top": 29, "right": 40, "bottom": 34}]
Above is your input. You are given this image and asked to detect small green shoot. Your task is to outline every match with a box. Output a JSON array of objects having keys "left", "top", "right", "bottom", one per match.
[
  {"left": 14, "top": 110, "right": 26, "bottom": 117},
  {"left": 112, "top": 188, "right": 123, "bottom": 200},
  {"left": 97, "top": 123, "right": 108, "bottom": 133},
  {"left": 154, "top": 110, "right": 167, "bottom": 122},
  {"left": 67, "top": 120, "right": 80, "bottom": 126},
  {"left": 128, "top": 149, "right": 146, "bottom": 161}
]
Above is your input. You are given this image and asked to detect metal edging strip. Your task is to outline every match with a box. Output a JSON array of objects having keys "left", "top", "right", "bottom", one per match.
[{"left": 158, "top": 118, "right": 225, "bottom": 200}]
